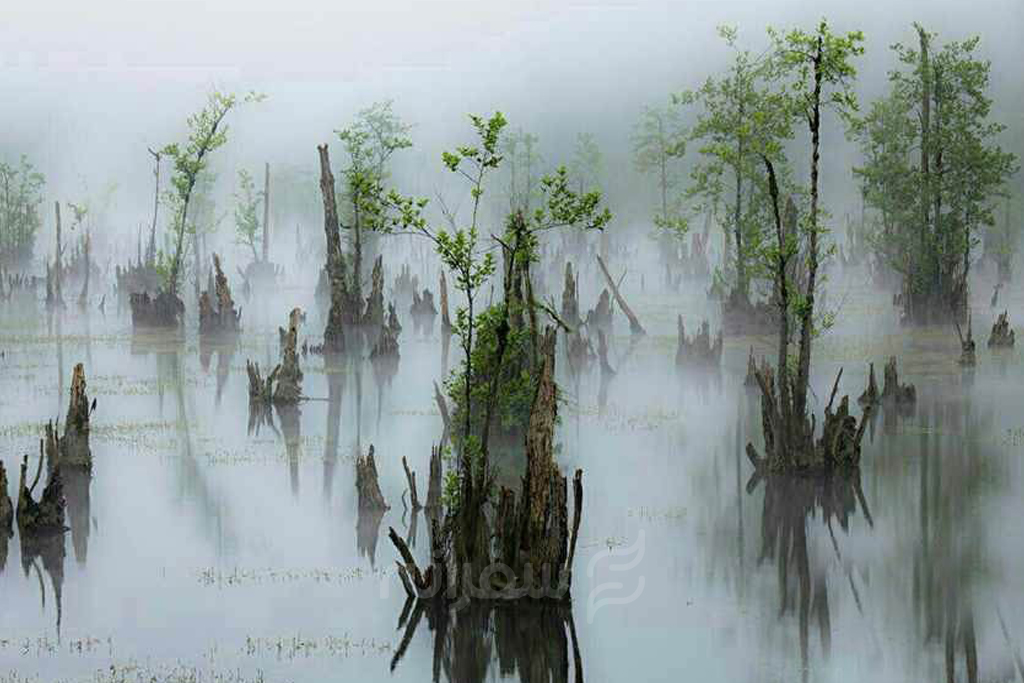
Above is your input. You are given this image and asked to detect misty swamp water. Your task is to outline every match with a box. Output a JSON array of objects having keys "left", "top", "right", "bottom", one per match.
[{"left": 2, "top": 259, "right": 1023, "bottom": 683}]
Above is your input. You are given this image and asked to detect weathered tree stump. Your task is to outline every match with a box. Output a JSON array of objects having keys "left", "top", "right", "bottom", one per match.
[
  {"left": 439, "top": 270, "right": 452, "bottom": 334},
  {"left": 387, "top": 302, "right": 402, "bottom": 337},
  {"left": 881, "top": 356, "right": 916, "bottom": 407},
  {"left": 858, "top": 362, "right": 880, "bottom": 408},
  {"left": 743, "top": 347, "right": 769, "bottom": 389},
  {"left": 956, "top": 318, "right": 976, "bottom": 367},
  {"left": 566, "top": 330, "right": 594, "bottom": 375},
  {"left": 987, "top": 311, "right": 1015, "bottom": 348},
  {"left": 362, "top": 255, "right": 385, "bottom": 327},
  {"left": 129, "top": 289, "right": 184, "bottom": 329},
  {"left": 402, "top": 456, "right": 422, "bottom": 511},
  {"left": 356, "top": 444, "right": 389, "bottom": 511},
  {"left": 675, "top": 317, "right": 723, "bottom": 367},
  {"left": 425, "top": 442, "right": 443, "bottom": 514},
  {"left": 585, "top": 289, "right": 613, "bottom": 332},
  {"left": 318, "top": 144, "right": 349, "bottom": 354},
  {"left": 198, "top": 254, "right": 241, "bottom": 336},
  {"left": 274, "top": 308, "right": 304, "bottom": 404},
  {"left": 561, "top": 262, "right": 580, "bottom": 328},
  {"left": 17, "top": 447, "right": 66, "bottom": 537},
  {"left": 45, "top": 363, "right": 92, "bottom": 471},
  {"left": 0, "top": 462, "right": 12, "bottom": 537}
]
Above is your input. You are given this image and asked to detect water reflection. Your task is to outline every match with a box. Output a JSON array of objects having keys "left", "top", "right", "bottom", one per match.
[{"left": 392, "top": 600, "right": 584, "bottom": 683}]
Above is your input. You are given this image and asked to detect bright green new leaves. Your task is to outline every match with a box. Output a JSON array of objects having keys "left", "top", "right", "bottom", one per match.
[
  {"left": 234, "top": 169, "right": 263, "bottom": 261},
  {"left": 632, "top": 104, "right": 687, "bottom": 235},
  {"left": 0, "top": 155, "right": 45, "bottom": 265}
]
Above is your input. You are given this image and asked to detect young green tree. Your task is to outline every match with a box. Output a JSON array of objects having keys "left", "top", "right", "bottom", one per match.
[
  {"left": 631, "top": 104, "right": 687, "bottom": 235},
  {"left": 855, "top": 25, "right": 1018, "bottom": 322},
  {"left": 0, "top": 155, "right": 45, "bottom": 267},
  {"left": 570, "top": 132, "right": 603, "bottom": 195},
  {"left": 233, "top": 169, "right": 263, "bottom": 262},
  {"left": 677, "top": 26, "right": 793, "bottom": 303},
  {"left": 161, "top": 90, "right": 260, "bottom": 300}
]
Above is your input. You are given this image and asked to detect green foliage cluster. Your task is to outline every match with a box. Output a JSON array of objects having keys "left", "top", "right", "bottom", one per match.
[
  {"left": 0, "top": 155, "right": 45, "bottom": 266},
  {"left": 234, "top": 168, "right": 263, "bottom": 261}
]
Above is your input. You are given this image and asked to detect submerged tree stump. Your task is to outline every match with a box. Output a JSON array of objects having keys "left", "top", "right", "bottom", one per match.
[
  {"left": 857, "top": 362, "right": 880, "bottom": 408},
  {"left": 129, "top": 289, "right": 184, "bottom": 329},
  {"left": 17, "top": 446, "right": 65, "bottom": 537},
  {"left": 356, "top": 444, "right": 389, "bottom": 511},
  {"left": 987, "top": 311, "right": 1015, "bottom": 348},
  {"left": 246, "top": 308, "right": 304, "bottom": 415},
  {"left": 675, "top": 317, "right": 723, "bottom": 367},
  {"left": 956, "top": 318, "right": 977, "bottom": 367},
  {"left": 45, "top": 363, "right": 92, "bottom": 471},
  {"left": 362, "top": 255, "right": 386, "bottom": 327},
  {"left": 881, "top": 356, "right": 916, "bottom": 407},
  {"left": 0, "top": 462, "right": 12, "bottom": 537},
  {"left": 585, "top": 289, "right": 613, "bottom": 332},
  {"left": 561, "top": 262, "right": 580, "bottom": 328},
  {"left": 743, "top": 347, "right": 769, "bottom": 389},
  {"left": 198, "top": 254, "right": 241, "bottom": 336}
]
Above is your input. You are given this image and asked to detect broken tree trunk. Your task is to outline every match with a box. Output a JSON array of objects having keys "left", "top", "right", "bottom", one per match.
[
  {"left": 881, "top": 356, "right": 916, "bottom": 407},
  {"left": 45, "top": 363, "right": 92, "bottom": 471},
  {"left": 858, "top": 362, "right": 880, "bottom": 408},
  {"left": 988, "top": 311, "right": 1015, "bottom": 348},
  {"left": 402, "top": 456, "right": 422, "bottom": 511},
  {"left": 356, "top": 444, "right": 389, "bottom": 511},
  {"left": 198, "top": 254, "right": 241, "bottom": 336},
  {"left": 596, "top": 254, "right": 645, "bottom": 335},
  {"left": 956, "top": 317, "right": 977, "bottom": 367},
  {"left": 362, "top": 255, "right": 385, "bottom": 327},
  {"left": 17, "top": 445, "right": 65, "bottom": 537},
  {"left": 78, "top": 233, "right": 90, "bottom": 308},
  {"left": 561, "top": 262, "right": 580, "bottom": 328},
  {"left": 425, "top": 442, "right": 442, "bottom": 513},
  {"left": 273, "top": 307, "right": 304, "bottom": 404},
  {"left": 0, "top": 462, "right": 12, "bottom": 537},
  {"left": 317, "top": 144, "right": 347, "bottom": 354}
]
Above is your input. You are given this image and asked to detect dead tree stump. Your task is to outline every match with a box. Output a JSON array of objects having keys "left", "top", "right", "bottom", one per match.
[
  {"left": 858, "top": 362, "right": 880, "bottom": 408},
  {"left": 561, "top": 262, "right": 580, "bottom": 328},
  {"left": 676, "top": 317, "right": 723, "bottom": 367},
  {"left": 956, "top": 317, "right": 976, "bottom": 367},
  {"left": 273, "top": 308, "right": 304, "bottom": 404},
  {"left": 17, "top": 446, "right": 66, "bottom": 537},
  {"left": 585, "top": 289, "right": 614, "bottom": 332},
  {"left": 199, "top": 254, "right": 241, "bottom": 336},
  {"left": 881, "top": 356, "right": 916, "bottom": 407},
  {"left": 0, "top": 462, "right": 12, "bottom": 537},
  {"left": 988, "top": 311, "right": 1015, "bottom": 348},
  {"left": 45, "top": 363, "right": 92, "bottom": 471},
  {"left": 439, "top": 270, "right": 452, "bottom": 334},
  {"left": 402, "top": 456, "right": 422, "bottom": 511},
  {"left": 356, "top": 444, "right": 389, "bottom": 511},
  {"left": 362, "top": 255, "right": 385, "bottom": 327}
]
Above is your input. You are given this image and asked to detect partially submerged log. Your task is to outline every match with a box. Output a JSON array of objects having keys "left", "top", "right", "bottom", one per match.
[
  {"left": 198, "top": 254, "right": 241, "bottom": 336},
  {"left": 596, "top": 254, "right": 645, "bottom": 335},
  {"left": 356, "top": 444, "right": 389, "bottom": 511},
  {"left": 45, "top": 363, "right": 92, "bottom": 471},
  {"left": 956, "top": 317, "right": 977, "bottom": 367},
  {"left": 988, "top": 311, "right": 1015, "bottom": 348},
  {"left": 675, "top": 317, "right": 723, "bottom": 367}
]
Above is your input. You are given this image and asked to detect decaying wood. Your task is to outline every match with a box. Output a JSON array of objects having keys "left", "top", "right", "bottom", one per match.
[
  {"left": 744, "top": 347, "right": 769, "bottom": 389},
  {"left": 356, "top": 444, "right": 389, "bottom": 511},
  {"left": 274, "top": 308, "right": 304, "bottom": 404},
  {"left": 881, "top": 356, "right": 916, "bottom": 407},
  {"left": 597, "top": 329, "right": 615, "bottom": 377},
  {"left": 45, "top": 363, "right": 92, "bottom": 471},
  {"left": 198, "top": 254, "right": 241, "bottom": 335},
  {"left": 362, "top": 255, "right": 385, "bottom": 327},
  {"left": 566, "top": 329, "right": 594, "bottom": 375},
  {"left": 129, "top": 289, "right": 184, "bottom": 328},
  {"left": 988, "top": 311, "right": 1015, "bottom": 348},
  {"left": 402, "top": 456, "right": 422, "bottom": 511},
  {"left": 857, "top": 362, "right": 880, "bottom": 407},
  {"left": 318, "top": 144, "right": 347, "bottom": 354},
  {"left": 433, "top": 381, "right": 451, "bottom": 444},
  {"left": 0, "top": 462, "right": 12, "bottom": 538},
  {"left": 17, "top": 445, "right": 66, "bottom": 537},
  {"left": 425, "top": 442, "right": 443, "bottom": 513},
  {"left": 585, "top": 288, "right": 613, "bottom": 331},
  {"left": 596, "top": 254, "right": 645, "bottom": 335},
  {"left": 955, "top": 316, "right": 976, "bottom": 366},
  {"left": 675, "top": 317, "right": 723, "bottom": 367},
  {"left": 561, "top": 262, "right": 580, "bottom": 328}
]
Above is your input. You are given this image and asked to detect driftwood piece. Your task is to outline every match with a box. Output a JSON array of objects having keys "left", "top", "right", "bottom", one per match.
[
  {"left": 596, "top": 254, "right": 645, "bottom": 335},
  {"left": 675, "top": 317, "right": 723, "bottom": 367},
  {"left": 988, "top": 311, "right": 1015, "bottom": 348},
  {"left": 356, "top": 444, "right": 389, "bottom": 511}
]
